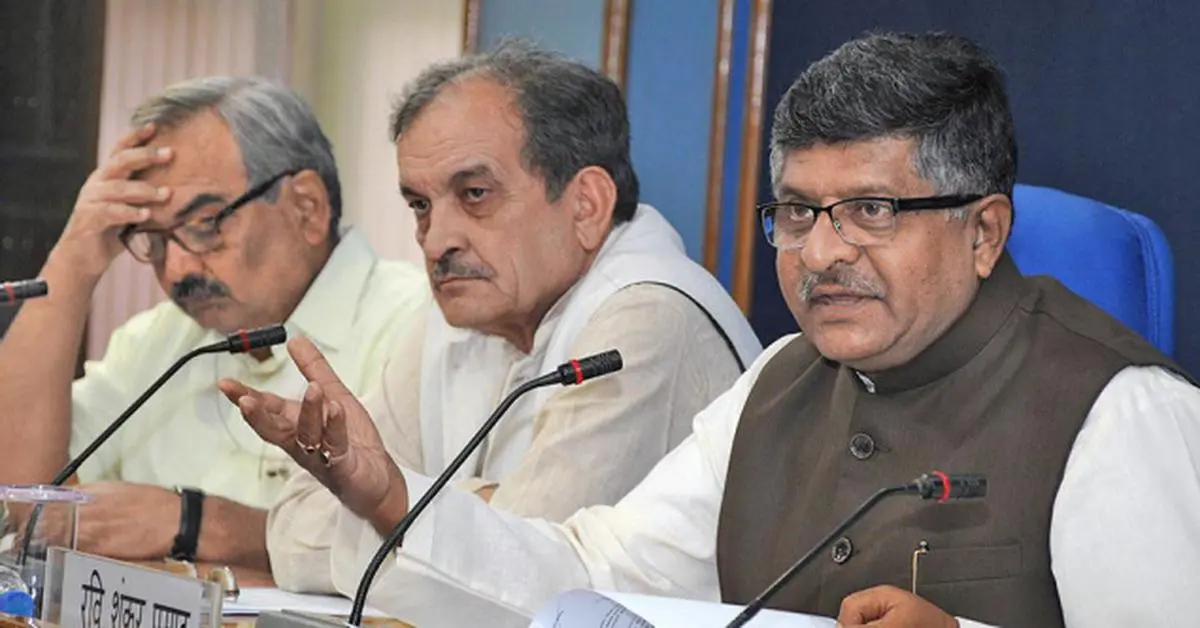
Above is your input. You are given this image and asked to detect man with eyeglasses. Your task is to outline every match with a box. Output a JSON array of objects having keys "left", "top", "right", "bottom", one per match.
[
  {"left": 0, "top": 77, "right": 428, "bottom": 574},
  {"left": 239, "top": 33, "right": 1200, "bottom": 627}
]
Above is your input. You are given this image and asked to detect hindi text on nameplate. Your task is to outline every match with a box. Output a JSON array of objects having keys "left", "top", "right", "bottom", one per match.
[{"left": 45, "top": 548, "right": 221, "bottom": 628}]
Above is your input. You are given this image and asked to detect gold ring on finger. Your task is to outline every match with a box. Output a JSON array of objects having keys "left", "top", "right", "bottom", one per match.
[
  {"left": 319, "top": 449, "right": 347, "bottom": 468},
  {"left": 296, "top": 436, "right": 320, "bottom": 455}
]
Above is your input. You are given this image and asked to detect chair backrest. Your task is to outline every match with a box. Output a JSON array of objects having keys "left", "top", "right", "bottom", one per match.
[{"left": 1008, "top": 183, "right": 1175, "bottom": 355}]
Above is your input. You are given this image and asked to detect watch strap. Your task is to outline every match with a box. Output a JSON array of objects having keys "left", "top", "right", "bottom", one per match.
[{"left": 169, "top": 487, "right": 204, "bottom": 561}]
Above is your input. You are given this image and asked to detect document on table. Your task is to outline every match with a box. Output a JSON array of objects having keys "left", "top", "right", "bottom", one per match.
[
  {"left": 529, "top": 589, "right": 836, "bottom": 627},
  {"left": 221, "top": 587, "right": 387, "bottom": 618}
]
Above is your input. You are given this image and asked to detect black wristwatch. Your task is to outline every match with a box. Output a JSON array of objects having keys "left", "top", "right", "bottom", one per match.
[{"left": 170, "top": 487, "right": 205, "bottom": 561}]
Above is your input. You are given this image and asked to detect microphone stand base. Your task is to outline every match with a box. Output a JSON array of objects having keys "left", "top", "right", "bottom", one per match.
[{"left": 254, "top": 610, "right": 352, "bottom": 628}]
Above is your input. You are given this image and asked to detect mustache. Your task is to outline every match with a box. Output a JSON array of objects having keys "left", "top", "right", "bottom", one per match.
[
  {"left": 429, "top": 255, "right": 491, "bottom": 284},
  {"left": 170, "top": 274, "right": 231, "bottom": 304},
  {"left": 798, "top": 267, "right": 886, "bottom": 303}
]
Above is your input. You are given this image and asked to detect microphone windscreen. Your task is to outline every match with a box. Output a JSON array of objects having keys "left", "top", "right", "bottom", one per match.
[
  {"left": 555, "top": 349, "right": 623, "bottom": 386},
  {"left": 0, "top": 279, "right": 48, "bottom": 303},
  {"left": 944, "top": 473, "right": 987, "bottom": 499},
  {"left": 916, "top": 471, "right": 988, "bottom": 501},
  {"left": 225, "top": 325, "right": 288, "bottom": 354}
]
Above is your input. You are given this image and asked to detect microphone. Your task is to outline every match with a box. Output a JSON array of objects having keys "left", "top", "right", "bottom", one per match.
[
  {"left": 911, "top": 471, "right": 987, "bottom": 501},
  {"left": 17, "top": 325, "right": 288, "bottom": 565},
  {"left": 0, "top": 279, "right": 48, "bottom": 305},
  {"left": 345, "top": 349, "right": 624, "bottom": 625},
  {"left": 724, "top": 471, "right": 987, "bottom": 628}
]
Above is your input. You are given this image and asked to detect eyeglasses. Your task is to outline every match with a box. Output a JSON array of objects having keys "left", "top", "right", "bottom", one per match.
[
  {"left": 758, "top": 194, "right": 983, "bottom": 250},
  {"left": 119, "top": 170, "right": 298, "bottom": 263}
]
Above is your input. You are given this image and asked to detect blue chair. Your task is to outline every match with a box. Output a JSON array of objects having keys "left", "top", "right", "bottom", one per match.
[{"left": 1008, "top": 183, "right": 1175, "bottom": 355}]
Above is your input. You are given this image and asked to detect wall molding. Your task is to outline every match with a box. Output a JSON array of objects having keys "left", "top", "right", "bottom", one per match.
[
  {"left": 731, "top": 0, "right": 771, "bottom": 311},
  {"left": 601, "top": 0, "right": 632, "bottom": 89},
  {"left": 462, "top": 0, "right": 481, "bottom": 53},
  {"left": 703, "top": 0, "right": 735, "bottom": 274}
]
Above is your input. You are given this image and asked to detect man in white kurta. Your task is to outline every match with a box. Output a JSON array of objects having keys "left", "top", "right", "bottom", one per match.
[
  {"left": 262, "top": 204, "right": 760, "bottom": 593},
  {"left": 220, "top": 43, "right": 761, "bottom": 593}
]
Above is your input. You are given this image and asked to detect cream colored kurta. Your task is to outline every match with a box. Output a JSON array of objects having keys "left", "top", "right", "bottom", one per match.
[
  {"left": 266, "top": 283, "right": 749, "bottom": 593},
  {"left": 69, "top": 229, "right": 430, "bottom": 509}
]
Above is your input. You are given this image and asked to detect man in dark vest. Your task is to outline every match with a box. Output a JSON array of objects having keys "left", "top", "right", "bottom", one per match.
[{"left": 229, "top": 32, "right": 1200, "bottom": 627}]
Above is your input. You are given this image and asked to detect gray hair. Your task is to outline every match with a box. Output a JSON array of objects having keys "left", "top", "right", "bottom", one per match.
[
  {"left": 389, "top": 40, "right": 640, "bottom": 223},
  {"left": 131, "top": 76, "right": 342, "bottom": 236},
  {"left": 770, "top": 32, "right": 1017, "bottom": 210}
]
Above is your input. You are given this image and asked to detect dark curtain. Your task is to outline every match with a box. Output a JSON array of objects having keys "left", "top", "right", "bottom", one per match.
[{"left": 0, "top": 0, "right": 105, "bottom": 349}]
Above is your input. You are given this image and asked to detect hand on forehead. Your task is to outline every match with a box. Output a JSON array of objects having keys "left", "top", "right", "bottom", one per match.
[{"left": 134, "top": 113, "right": 249, "bottom": 225}]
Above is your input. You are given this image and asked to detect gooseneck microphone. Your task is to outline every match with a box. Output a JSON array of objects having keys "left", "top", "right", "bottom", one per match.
[
  {"left": 17, "top": 325, "right": 287, "bottom": 565},
  {"left": 0, "top": 278, "right": 48, "bottom": 305},
  {"left": 345, "top": 349, "right": 624, "bottom": 626},
  {"left": 724, "top": 471, "right": 987, "bottom": 628}
]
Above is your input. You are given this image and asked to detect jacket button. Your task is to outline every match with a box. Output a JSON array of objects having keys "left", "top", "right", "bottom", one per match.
[
  {"left": 849, "top": 432, "right": 876, "bottom": 460},
  {"left": 831, "top": 536, "right": 854, "bottom": 564}
]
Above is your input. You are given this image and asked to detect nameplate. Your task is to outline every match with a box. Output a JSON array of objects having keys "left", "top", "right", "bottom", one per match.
[{"left": 50, "top": 549, "right": 220, "bottom": 628}]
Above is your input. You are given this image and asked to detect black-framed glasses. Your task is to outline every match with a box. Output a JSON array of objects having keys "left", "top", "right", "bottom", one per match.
[
  {"left": 119, "top": 169, "right": 299, "bottom": 263},
  {"left": 758, "top": 194, "right": 983, "bottom": 250}
]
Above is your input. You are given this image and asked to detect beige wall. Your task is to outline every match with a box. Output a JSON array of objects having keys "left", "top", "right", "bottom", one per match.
[
  {"left": 297, "top": 0, "right": 464, "bottom": 266},
  {"left": 87, "top": 0, "right": 463, "bottom": 359}
]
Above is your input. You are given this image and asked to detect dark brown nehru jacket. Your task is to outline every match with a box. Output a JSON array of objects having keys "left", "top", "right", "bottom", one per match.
[{"left": 716, "top": 252, "right": 1188, "bottom": 627}]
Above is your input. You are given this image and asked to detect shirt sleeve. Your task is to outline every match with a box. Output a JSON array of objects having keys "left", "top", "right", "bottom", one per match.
[
  {"left": 267, "top": 317, "right": 427, "bottom": 593},
  {"left": 1048, "top": 365, "right": 1200, "bottom": 627},
  {"left": 326, "top": 338, "right": 795, "bottom": 626}
]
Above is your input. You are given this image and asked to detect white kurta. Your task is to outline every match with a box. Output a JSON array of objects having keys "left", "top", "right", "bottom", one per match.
[{"left": 266, "top": 205, "right": 763, "bottom": 594}]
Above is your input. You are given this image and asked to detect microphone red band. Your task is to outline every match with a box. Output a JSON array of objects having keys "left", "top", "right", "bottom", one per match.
[
  {"left": 931, "top": 470, "right": 951, "bottom": 502},
  {"left": 239, "top": 329, "right": 251, "bottom": 353},
  {"left": 569, "top": 359, "right": 584, "bottom": 385}
]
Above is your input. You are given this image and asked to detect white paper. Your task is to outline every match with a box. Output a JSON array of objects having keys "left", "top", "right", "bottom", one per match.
[
  {"left": 221, "top": 587, "right": 386, "bottom": 618},
  {"left": 531, "top": 590, "right": 837, "bottom": 628},
  {"left": 529, "top": 589, "right": 653, "bottom": 628}
]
